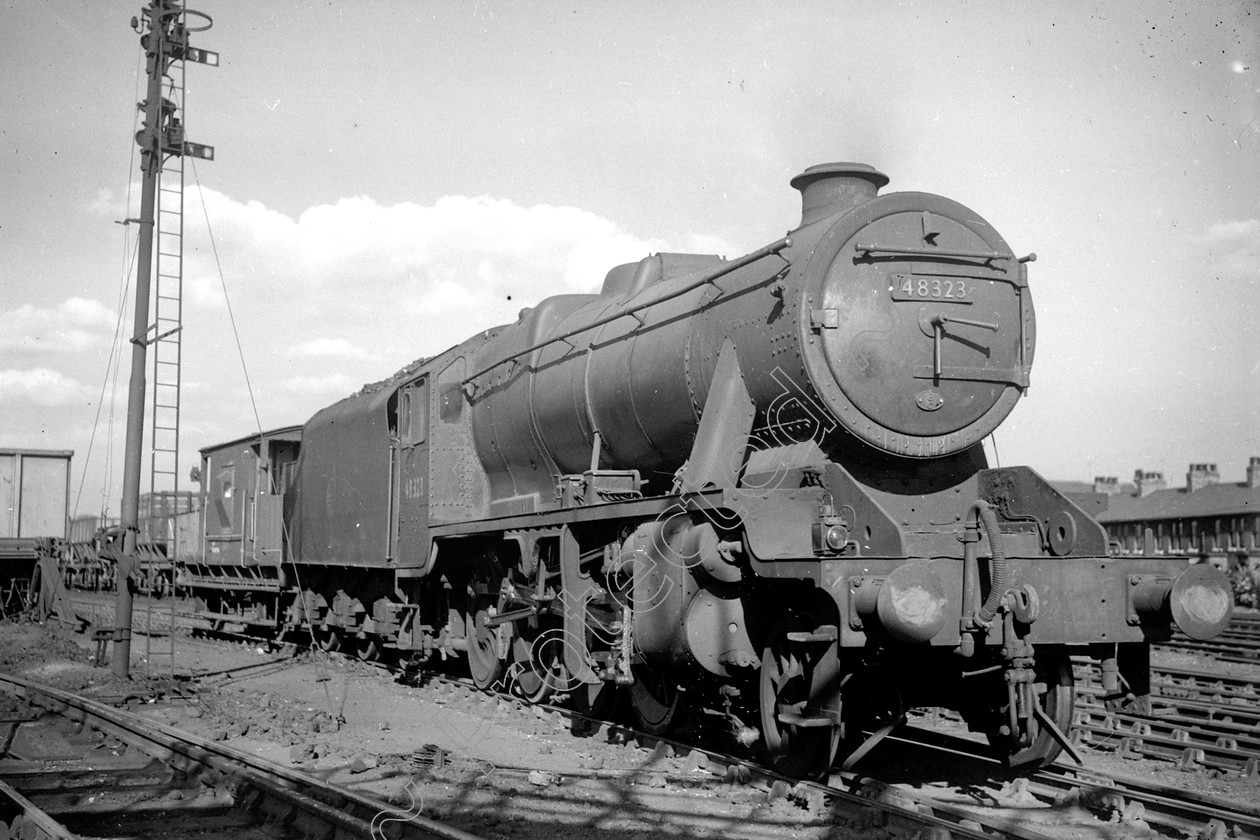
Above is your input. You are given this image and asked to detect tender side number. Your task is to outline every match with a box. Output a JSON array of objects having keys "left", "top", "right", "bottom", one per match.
[{"left": 891, "top": 275, "right": 970, "bottom": 301}]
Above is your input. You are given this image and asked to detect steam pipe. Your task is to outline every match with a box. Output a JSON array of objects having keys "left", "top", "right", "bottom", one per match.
[
  {"left": 970, "top": 500, "right": 1008, "bottom": 626},
  {"left": 957, "top": 520, "right": 980, "bottom": 658}
]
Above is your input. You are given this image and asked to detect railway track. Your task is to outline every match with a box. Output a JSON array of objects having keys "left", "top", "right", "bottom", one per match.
[
  {"left": 9, "top": 669, "right": 1250, "bottom": 840},
  {"left": 1071, "top": 704, "right": 1260, "bottom": 774},
  {"left": 0, "top": 672, "right": 485, "bottom": 840},
  {"left": 45, "top": 594, "right": 1260, "bottom": 839},
  {"left": 1068, "top": 656, "right": 1260, "bottom": 774},
  {"left": 210, "top": 647, "right": 1260, "bottom": 840},
  {"left": 1035, "top": 763, "right": 1260, "bottom": 838},
  {"left": 886, "top": 726, "right": 1260, "bottom": 839},
  {"left": 400, "top": 672, "right": 1260, "bottom": 840},
  {"left": 0, "top": 667, "right": 1067, "bottom": 840},
  {"left": 0, "top": 776, "right": 77, "bottom": 840},
  {"left": 1159, "top": 611, "right": 1260, "bottom": 663}
]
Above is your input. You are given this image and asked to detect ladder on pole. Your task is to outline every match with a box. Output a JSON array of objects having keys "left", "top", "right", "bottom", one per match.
[
  {"left": 118, "top": 0, "right": 216, "bottom": 682},
  {"left": 145, "top": 44, "right": 187, "bottom": 680}
]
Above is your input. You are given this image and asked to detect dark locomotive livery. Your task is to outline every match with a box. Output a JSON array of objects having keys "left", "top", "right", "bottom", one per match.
[{"left": 177, "top": 164, "right": 1234, "bottom": 777}]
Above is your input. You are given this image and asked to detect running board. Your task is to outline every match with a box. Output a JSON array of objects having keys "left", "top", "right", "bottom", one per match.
[
  {"left": 785, "top": 624, "right": 837, "bottom": 644},
  {"left": 777, "top": 711, "right": 840, "bottom": 728}
]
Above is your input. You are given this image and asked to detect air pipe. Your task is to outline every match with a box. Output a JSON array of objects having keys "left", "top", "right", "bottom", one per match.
[{"left": 971, "top": 499, "right": 1009, "bottom": 627}]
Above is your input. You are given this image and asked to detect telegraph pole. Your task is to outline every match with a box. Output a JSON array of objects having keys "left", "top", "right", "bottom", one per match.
[{"left": 114, "top": 1, "right": 216, "bottom": 678}]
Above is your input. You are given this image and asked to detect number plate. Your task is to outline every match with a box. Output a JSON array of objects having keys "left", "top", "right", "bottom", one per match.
[{"left": 890, "top": 273, "right": 971, "bottom": 301}]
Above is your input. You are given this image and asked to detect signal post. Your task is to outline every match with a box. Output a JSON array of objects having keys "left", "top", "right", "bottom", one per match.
[{"left": 113, "top": 1, "right": 216, "bottom": 678}]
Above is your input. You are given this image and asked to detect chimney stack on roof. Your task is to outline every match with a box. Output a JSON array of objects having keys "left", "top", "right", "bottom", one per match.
[
  {"left": 1093, "top": 476, "right": 1120, "bottom": 495},
  {"left": 1134, "top": 469, "right": 1166, "bottom": 498},
  {"left": 1186, "top": 463, "right": 1220, "bottom": 493},
  {"left": 1248, "top": 456, "right": 1260, "bottom": 490}
]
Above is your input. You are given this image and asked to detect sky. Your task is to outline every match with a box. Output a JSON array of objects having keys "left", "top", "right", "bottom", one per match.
[{"left": 1, "top": 1, "right": 1257, "bottom": 519}]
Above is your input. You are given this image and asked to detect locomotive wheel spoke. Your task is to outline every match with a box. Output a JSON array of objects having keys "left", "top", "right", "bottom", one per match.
[
  {"left": 467, "top": 606, "right": 504, "bottom": 691},
  {"left": 318, "top": 629, "right": 341, "bottom": 652},
  {"left": 629, "top": 663, "right": 685, "bottom": 736},
  {"left": 356, "top": 638, "right": 380, "bottom": 662},
  {"left": 778, "top": 656, "right": 805, "bottom": 685},
  {"left": 759, "top": 617, "right": 840, "bottom": 780},
  {"left": 511, "top": 635, "right": 559, "bottom": 704},
  {"left": 501, "top": 555, "right": 563, "bottom": 703},
  {"left": 571, "top": 679, "right": 621, "bottom": 722}
]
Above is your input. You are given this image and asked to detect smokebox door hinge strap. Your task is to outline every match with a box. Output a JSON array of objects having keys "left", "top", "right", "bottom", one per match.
[{"left": 809, "top": 309, "right": 839, "bottom": 331}]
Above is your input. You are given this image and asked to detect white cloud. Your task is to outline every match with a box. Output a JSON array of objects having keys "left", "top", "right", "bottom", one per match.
[
  {"left": 184, "top": 188, "right": 673, "bottom": 302},
  {"left": 172, "top": 187, "right": 700, "bottom": 394},
  {"left": 0, "top": 368, "right": 94, "bottom": 408},
  {"left": 281, "top": 373, "right": 361, "bottom": 398},
  {"left": 0, "top": 297, "right": 120, "bottom": 355},
  {"left": 405, "top": 278, "right": 482, "bottom": 314},
  {"left": 287, "top": 338, "right": 374, "bottom": 360},
  {"left": 6, "top": 188, "right": 725, "bottom": 514},
  {"left": 682, "top": 232, "right": 742, "bottom": 257},
  {"left": 1195, "top": 219, "right": 1260, "bottom": 244},
  {"left": 1191, "top": 219, "right": 1260, "bottom": 279}
]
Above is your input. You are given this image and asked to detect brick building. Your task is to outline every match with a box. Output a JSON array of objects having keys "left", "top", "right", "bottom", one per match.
[{"left": 1055, "top": 457, "right": 1260, "bottom": 602}]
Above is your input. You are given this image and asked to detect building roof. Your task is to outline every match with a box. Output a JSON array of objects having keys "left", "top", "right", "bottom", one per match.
[
  {"left": 199, "top": 424, "right": 304, "bottom": 456},
  {"left": 1050, "top": 480, "right": 1096, "bottom": 496},
  {"left": 1094, "top": 481, "right": 1259, "bottom": 524}
]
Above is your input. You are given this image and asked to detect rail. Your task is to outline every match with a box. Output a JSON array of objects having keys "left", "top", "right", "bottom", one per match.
[{"left": 0, "top": 672, "right": 485, "bottom": 840}]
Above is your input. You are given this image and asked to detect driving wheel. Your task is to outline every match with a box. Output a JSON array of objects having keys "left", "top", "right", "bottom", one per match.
[
  {"left": 511, "top": 634, "right": 561, "bottom": 703},
  {"left": 467, "top": 603, "right": 504, "bottom": 690},
  {"left": 759, "top": 616, "right": 840, "bottom": 779},
  {"left": 630, "top": 663, "right": 685, "bottom": 735},
  {"left": 987, "top": 652, "right": 1075, "bottom": 770}
]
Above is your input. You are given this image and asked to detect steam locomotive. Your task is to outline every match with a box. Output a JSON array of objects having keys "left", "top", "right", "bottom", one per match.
[{"left": 176, "top": 163, "right": 1233, "bottom": 778}]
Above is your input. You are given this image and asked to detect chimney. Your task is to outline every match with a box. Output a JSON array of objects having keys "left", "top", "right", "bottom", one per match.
[
  {"left": 1134, "top": 469, "right": 1166, "bottom": 498},
  {"left": 790, "top": 162, "right": 889, "bottom": 228},
  {"left": 1248, "top": 456, "right": 1260, "bottom": 490},
  {"left": 1093, "top": 476, "right": 1120, "bottom": 495},
  {"left": 1186, "top": 463, "right": 1220, "bottom": 493}
]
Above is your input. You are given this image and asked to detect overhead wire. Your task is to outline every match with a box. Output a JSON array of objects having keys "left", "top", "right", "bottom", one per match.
[
  {"left": 188, "top": 156, "right": 343, "bottom": 722},
  {"left": 74, "top": 46, "right": 146, "bottom": 522},
  {"left": 74, "top": 238, "right": 139, "bottom": 521},
  {"left": 188, "top": 158, "right": 263, "bottom": 436}
]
